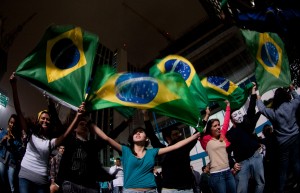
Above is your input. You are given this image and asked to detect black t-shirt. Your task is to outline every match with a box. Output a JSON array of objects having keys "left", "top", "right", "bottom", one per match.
[{"left": 57, "top": 136, "right": 113, "bottom": 188}]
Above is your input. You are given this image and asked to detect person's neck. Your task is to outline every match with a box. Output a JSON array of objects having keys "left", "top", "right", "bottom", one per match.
[
  {"left": 134, "top": 144, "right": 144, "bottom": 152},
  {"left": 76, "top": 134, "right": 87, "bottom": 141},
  {"left": 134, "top": 144, "right": 145, "bottom": 157}
]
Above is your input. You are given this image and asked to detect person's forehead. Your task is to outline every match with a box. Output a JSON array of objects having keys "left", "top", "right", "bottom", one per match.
[
  {"left": 171, "top": 129, "right": 180, "bottom": 133},
  {"left": 212, "top": 120, "right": 219, "bottom": 125},
  {"left": 79, "top": 120, "right": 87, "bottom": 125},
  {"left": 134, "top": 128, "right": 145, "bottom": 133},
  {"left": 40, "top": 113, "right": 50, "bottom": 118},
  {"left": 232, "top": 110, "right": 242, "bottom": 116},
  {"left": 9, "top": 118, "right": 16, "bottom": 122}
]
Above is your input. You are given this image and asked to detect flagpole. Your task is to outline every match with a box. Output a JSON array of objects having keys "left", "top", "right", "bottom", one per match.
[
  {"left": 152, "top": 112, "right": 164, "bottom": 142},
  {"left": 16, "top": 76, "right": 78, "bottom": 110}
]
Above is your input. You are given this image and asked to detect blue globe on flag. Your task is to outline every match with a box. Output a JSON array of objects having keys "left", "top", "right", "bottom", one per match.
[
  {"left": 207, "top": 76, "right": 230, "bottom": 92},
  {"left": 261, "top": 42, "right": 279, "bottom": 68},
  {"left": 165, "top": 59, "right": 191, "bottom": 81},
  {"left": 115, "top": 73, "right": 158, "bottom": 104}
]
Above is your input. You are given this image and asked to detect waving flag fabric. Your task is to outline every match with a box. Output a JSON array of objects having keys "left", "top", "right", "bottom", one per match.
[
  {"left": 15, "top": 25, "right": 99, "bottom": 108},
  {"left": 86, "top": 65, "right": 202, "bottom": 129},
  {"left": 201, "top": 76, "right": 250, "bottom": 110},
  {"left": 241, "top": 30, "right": 291, "bottom": 95},
  {"left": 149, "top": 55, "right": 208, "bottom": 111}
]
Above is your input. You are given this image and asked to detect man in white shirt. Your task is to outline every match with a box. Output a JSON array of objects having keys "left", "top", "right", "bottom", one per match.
[{"left": 109, "top": 158, "right": 123, "bottom": 193}]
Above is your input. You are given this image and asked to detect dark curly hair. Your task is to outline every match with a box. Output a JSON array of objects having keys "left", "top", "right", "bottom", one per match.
[{"left": 272, "top": 87, "right": 291, "bottom": 109}]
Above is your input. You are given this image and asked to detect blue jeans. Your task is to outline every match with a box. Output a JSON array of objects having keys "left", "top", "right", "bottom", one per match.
[
  {"left": 19, "top": 177, "right": 49, "bottom": 193},
  {"left": 235, "top": 150, "right": 264, "bottom": 193},
  {"left": 161, "top": 189, "right": 193, "bottom": 193},
  {"left": 276, "top": 134, "right": 300, "bottom": 193},
  {"left": 0, "top": 162, "right": 17, "bottom": 192},
  {"left": 62, "top": 181, "right": 98, "bottom": 193},
  {"left": 113, "top": 186, "right": 123, "bottom": 193},
  {"left": 123, "top": 188, "right": 157, "bottom": 193},
  {"left": 209, "top": 169, "right": 236, "bottom": 193}
]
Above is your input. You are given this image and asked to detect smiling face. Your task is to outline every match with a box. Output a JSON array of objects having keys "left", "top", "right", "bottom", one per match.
[
  {"left": 231, "top": 110, "right": 244, "bottom": 124},
  {"left": 38, "top": 112, "right": 51, "bottom": 131},
  {"left": 210, "top": 120, "right": 221, "bottom": 138},
  {"left": 8, "top": 117, "right": 16, "bottom": 131}
]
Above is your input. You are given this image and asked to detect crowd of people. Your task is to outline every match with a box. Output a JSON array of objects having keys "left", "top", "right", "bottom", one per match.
[{"left": 0, "top": 72, "right": 300, "bottom": 193}]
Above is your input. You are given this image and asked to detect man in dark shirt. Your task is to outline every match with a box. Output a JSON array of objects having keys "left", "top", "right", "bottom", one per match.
[
  {"left": 200, "top": 165, "right": 212, "bottom": 193},
  {"left": 57, "top": 117, "right": 130, "bottom": 193},
  {"left": 191, "top": 166, "right": 201, "bottom": 193},
  {"left": 226, "top": 84, "right": 264, "bottom": 193},
  {"left": 143, "top": 111, "right": 197, "bottom": 193}
]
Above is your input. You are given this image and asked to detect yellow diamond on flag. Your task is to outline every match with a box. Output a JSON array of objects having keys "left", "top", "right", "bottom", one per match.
[{"left": 46, "top": 27, "right": 87, "bottom": 83}]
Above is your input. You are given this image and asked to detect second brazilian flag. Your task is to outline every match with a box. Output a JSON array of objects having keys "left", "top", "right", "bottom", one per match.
[{"left": 86, "top": 65, "right": 202, "bottom": 130}]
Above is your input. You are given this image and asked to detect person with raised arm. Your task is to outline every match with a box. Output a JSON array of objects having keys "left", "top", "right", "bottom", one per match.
[
  {"left": 90, "top": 122, "right": 200, "bottom": 193},
  {"left": 10, "top": 72, "right": 85, "bottom": 193}
]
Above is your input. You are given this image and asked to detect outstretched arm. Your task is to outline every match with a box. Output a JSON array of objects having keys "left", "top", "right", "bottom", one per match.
[
  {"left": 158, "top": 132, "right": 200, "bottom": 155},
  {"left": 10, "top": 72, "right": 28, "bottom": 133},
  {"left": 256, "top": 95, "right": 276, "bottom": 120},
  {"left": 91, "top": 123, "right": 122, "bottom": 152},
  {"left": 221, "top": 100, "right": 231, "bottom": 135},
  {"left": 246, "top": 83, "right": 257, "bottom": 117},
  {"left": 290, "top": 84, "right": 300, "bottom": 100},
  {"left": 202, "top": 107, "right": 211, "bottom": 126},
  {"left": 55, "top": 102, "right": 85, "bottom": 146}
]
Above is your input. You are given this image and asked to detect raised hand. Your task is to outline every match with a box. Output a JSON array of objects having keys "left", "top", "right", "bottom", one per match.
[
  {"left": 77, "top": 102, "right": 86, "bottom": 116},
  {"left": 251, "top": 82, "right": 257, "bottom": 94},
  {"left": 224, "top": 100, "right": 230, "bottom": 106},
  {"left": 9, "top": 72, "right": 17, "bottom": 85}
]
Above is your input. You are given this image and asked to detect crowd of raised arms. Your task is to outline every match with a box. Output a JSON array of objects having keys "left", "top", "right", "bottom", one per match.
[{"left": 0, "top": 73, "right": 300, "bottom": 193}]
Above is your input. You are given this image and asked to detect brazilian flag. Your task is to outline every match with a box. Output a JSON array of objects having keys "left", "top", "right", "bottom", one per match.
[
  {"left": 241, "top": 30, "right": 291, "bottom": 95},
  {"left": 86, "top": 65, "right": 203, "bottom": 130},
  {"left": 201, "top": 76, "right": 251, "bottom": 110},
  {"left": 150, "top": 55, "right": 208, "bottom": 111},
  {"left": 16, "top": 25, "right": 99, "bottom": 108}
]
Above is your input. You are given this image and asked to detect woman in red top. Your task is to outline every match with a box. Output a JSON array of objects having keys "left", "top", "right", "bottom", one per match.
[{"left": 199, "top": 100, "right": 236, "bottom": 193}]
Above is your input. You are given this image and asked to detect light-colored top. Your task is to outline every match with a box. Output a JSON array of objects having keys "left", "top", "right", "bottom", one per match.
[
  {"left": 109, "top": 165, "right": 124, "bottom": 187},
  {"left": 122, "top": 145, "right": 159, "bottom": 189},
  {"left": 21, "top": 135, "right": 56, "bottom": 176},
  {"left": 206, "top": 139, "right": 229, "bottom": 173},
  {"left": 201, "top": 105, "right": 231, "bottom": 173}
]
